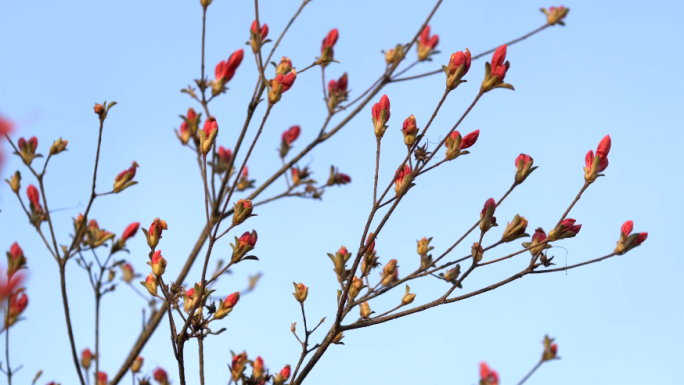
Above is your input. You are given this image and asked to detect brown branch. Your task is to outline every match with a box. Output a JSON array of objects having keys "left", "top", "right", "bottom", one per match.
[
  {"left": 390, "top": 24, "right": 551, "bottom": 83},
  {"left": 517, "top": 360, "right": 543, "bottom": 385}
]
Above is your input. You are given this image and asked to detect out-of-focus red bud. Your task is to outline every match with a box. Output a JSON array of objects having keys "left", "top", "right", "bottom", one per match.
[
  {"left": 481, "top": 45, "right": 513, "bottom": 93},
  {"left": 96, "top": 372, "right": 107, "bottom": 385},
  {"left": 293, "top": 282, "right": 308, "bottom": 302},
  {"left": 479, "top": 198, "right": 498, "bottom": 233},
  {"left": 113, "top": 161, "right": 139, "bottom": 193},
  {"left": 153, "top": 368, "right": 168, "bottom": 385},
  {"left": 144, "top": 218, "right": 168, "bottom": 250},
  {"left": 417, "top": 25, "right": 439, "bottom": 61},
  {"left": 327, "top": 166, "right": 351, "bottom": 186},
  {"left": 230, "top": 352, "right": 248, "bottom": 382},
  {"left": 252, "top": 356, "right": 265, "bottom": 380},
  {"left": 121, "top": 222, "right": 140, "bottom": 242},
  {"left": 121, "top": 263, "right": 134, "bottom": 283},
  {"left": 479, "top": 362, "right": 499, "bottom": 385},
  {"left": 273, "top": 364, "right": 291, "bottom": 385},
  {"left": 372, "top": 94, "right": 391, "bottom": 138},
  {"left": 49, "top": 137, "right": 68, "bottom": 155},
  {"left": 27, "top": 184, "right": 42, "bottom": 212},
  {"left": 148, "top": 250, "right": 167, "bottom": 276},
  {"left": 6, "top": 170, "right": 21, "bottom": 193},
  {"left": 380, "top": 259, "right": 398, "bottom": 286},
  {"left": 199, "top": 117, "right": 219, "bottom": 154},
  {"left": 7, "top": 242, "right": 27, "bottom": 277},
  {"left": 81, "top": 348, "right": 95, "bottom": 370},
  {"left": 276, "top": 56, "right": 293, "bottom": 76},
  {"left": 281, "top": 125, "right": 301, "bottom": 156},
  {"left": 542, "top": 5, "right": 570, "bottom": 26},
  {"left": 268, "top": 71, "right": 297, "bottom": 104},
  {"left": 250, "top": 20, "right": 269, "bottom": 53},
  {"left": 213, "top": 49, "right": 244, "bottom": 95},
  {"left": 130, "top": 356, "right": 144, "bottom": 373},
  {"left": 232, "top": 199, "right": 254, "bottom": 225}
]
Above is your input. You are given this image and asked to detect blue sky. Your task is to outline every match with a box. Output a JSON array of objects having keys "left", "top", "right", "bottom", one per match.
[{"left": 1, "top": 1, "right": 683, "bottom": 385}]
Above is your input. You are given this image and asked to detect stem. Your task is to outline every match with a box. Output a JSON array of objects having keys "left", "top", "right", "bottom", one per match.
[
  {"left": 556, "top": 182, "right": 589, "bottom": 227},
  {"left": 95, "top": 291, "right": 101, "bottom": 384},
  {"left": 5, "top": 295, "right": 11, "bottom": 385},
  {"left": 391, "top": 24, "right": 551, "bottom": 83},
  {"left": 198, "top": 336, "right": 205, "bottom": 385},
  {"left": 59, "top": 261, "right": 87, "bottom": 385},
  {"left": 373, "top": 138, "right": 381, "bottom": 205},
  {"left": 517, "top": 360, "right": 543, "bottom": 385}
]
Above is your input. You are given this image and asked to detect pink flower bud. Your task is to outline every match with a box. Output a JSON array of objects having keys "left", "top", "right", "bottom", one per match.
[
  {"left": 250, "top": 20, "right": 269, "bottom": 39},
  {"left": 479, "top": 362, "right": 499, "bottom": 385},
  {"left": 372, "top": 94, "right": 391, "bottom": 137},
  {"left": 96, "top": 372, "right": 107, "bottom": 385},
  {"left": 417, "top": 25, "right": 439, "bottom": 61},
  {"left": 282, "top": 125, "right": 301, "bottom": 145},
  {"left": 121, "top": 222, "right": 140, "bottom": 242},
  {"left": 149, "top": 250, "right": 167, "bottom": 276},
  {"left": 153, "top": 368, "right": 168, "bottom": 385},
  {"left": 26, "top": 184, "right": 42, "bottom": 211},
  {"left": 113, "top": 161, "right": 139, "bottom": 193}
]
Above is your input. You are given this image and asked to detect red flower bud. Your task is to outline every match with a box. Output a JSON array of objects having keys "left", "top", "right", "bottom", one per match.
[
  {"left": 121, "top": 263, "right": 134, "bottom": 283},
  {"left": 232, "top": 230, "right": 258, "bottom": 263},
  {"left": 417, "top": 25, "right": 439, "bottom": 61},
  {"left": 146, "top": 218, "right": 168, "bottom": 249},
  {"left": 621, "top": 220, "right": 634, "bottom": 237},
  {"left": 17, "top": 136, "right": 38, "bottom": 165},
  {"left": 26, "top": 184, "right": 42, "bottom": 211},
  {"left": 153, "top": 368, "right": 168, "bottom": 385},
  {"left": 268, "top": 71, "right": 297, "bottom": 104},
  {"left": 394, "top": 164, "right": 412, "bottom": 195},
  {"left": 276, "top": 56, "right": 293, "bottom": 76},
  {"left": 445, "top": 49, "right": 471, "bottom": 89},
  {"left": 81, "top": 348, "right": 95, "bottom": 370},
  {"left": 480, "top": 198, "right": 497, "bottom": 232},
  {"left": 479, "top": 362, "right": 499, "bottom": 385},
  {"left": 113, "top": 161, "right": 139, "bottom": 193},
  {"left": 544, "top": 5, "right": 570, "bottom": 25},
  {"left": 461, "top": 129, "right": 479, "bottom": 149},
  {"left": 372, "top": 94, "right": 391, "bottom": 137},
  {"left": 250, "top": 20, "right": 269, "bottom": 39},
  {"left": 321, "top": 28, "right": 339, "bottom": 53},
  {"left": 615, "top": 220, "right": 648, "bottom": 254},
  {"left": 280, "top": 365, "right": 291, "bottom": 380},
  {"left": 149, "top": 250, "right": 167, "bottom": 276},
  {"left": 515, "top": 153, "right": 537, "bottom": 184},
  {"left": 121, "top": 222, "right": 140, "bottom": 242},
  {"left": 327, "top": 73, "right": 349, "bottom": 110},
  {"left": 481, "top": 45, "right": 513, "bottom": 93},
  {"left": 584, "top": 135, "right": 612, "bottom": 179},
  {"left": 140, "top": 273, "right": 157, "bottom": 296},
  {"left": 96, "top": 372, "right": 107, "bottom": 385},
  {"left": 282, "top": 125, "right": 301, "bottom": 146},
  {"left": 401, "top": 115, "right": 418, "bottom": 146},
  {"left": 218, "top": 146, "right": 232, "bottom": 163},
  {"left": 380, "top": 259, "right": 398, "bottom": 286}
]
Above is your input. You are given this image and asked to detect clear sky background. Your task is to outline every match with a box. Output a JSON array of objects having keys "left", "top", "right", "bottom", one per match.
[{"left": 1, "top": 1, "right": 683, "bottom": 385}]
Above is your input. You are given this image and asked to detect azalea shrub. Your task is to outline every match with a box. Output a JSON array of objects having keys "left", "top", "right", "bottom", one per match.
[{"left": 0, "top": 3, "right": 649, "bottom": 385}]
